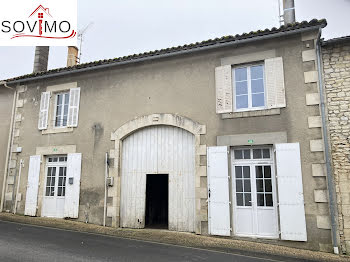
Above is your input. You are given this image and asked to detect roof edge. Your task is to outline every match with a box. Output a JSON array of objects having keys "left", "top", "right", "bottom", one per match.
[
  {"left": 322, "top": 35, "right": 350, "bottom": 46},
  {"left": 4, "top": 19, "right": 327, "bottom": 85}
]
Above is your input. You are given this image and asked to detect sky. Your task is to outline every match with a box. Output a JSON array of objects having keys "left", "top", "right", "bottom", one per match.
[{"left": 0, "top": 0, "right": 349, "bottom": 80}]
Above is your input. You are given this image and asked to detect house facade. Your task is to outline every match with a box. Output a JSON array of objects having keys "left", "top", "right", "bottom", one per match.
[
  {"left": 322, "top": 36, "right": 350, "bottom": 254},
  {"left": 0, "top": 19, "right": 338, "bottom": 252}
]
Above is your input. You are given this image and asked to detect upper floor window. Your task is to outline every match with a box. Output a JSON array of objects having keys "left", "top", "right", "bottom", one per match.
[
  {"left": 38, "top": 86, "right": 80, "bottom": 131},
  {"left": 234, "top": 64, "right": 265, "bottom": 111},
  {"left": 214, "top": 57, "right": 286, "bottom": 115},
  {"left": 55, "top": 92, "right": 70, "bottom": 127}
]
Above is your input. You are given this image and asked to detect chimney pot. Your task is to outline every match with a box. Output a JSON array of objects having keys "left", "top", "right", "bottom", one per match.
[
  {"left": 67, "top": 46, "right": 79, "bottom": 67},
  {"left": 283, "top": 0, "right": 296, "bottom": 25},
  {"left": 33, "top": 46, "right": 49, "bottom": 73}
]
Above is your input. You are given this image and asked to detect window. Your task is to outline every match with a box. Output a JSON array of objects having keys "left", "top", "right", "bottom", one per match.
[
  {"left": 232, "top": 147, "right": 274, "bottom": 208},
  {"left": 54, "top": 92, "right": 70, "bottom": 127},
  {"left": 45, "top": 156, "right": 67, "bottom": 197},
  {"left": 234, "top": 64, "right": 265, "bottom": 111}
]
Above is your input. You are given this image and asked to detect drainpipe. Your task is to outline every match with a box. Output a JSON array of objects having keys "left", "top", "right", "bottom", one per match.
[
  {"left": 0, "top": 81, "right": 16, "bottom": 212},
  {"left": 315, "top": 29, "right": 339, "bottom": 254},
  {"left": 103, "top": 152, "right": 108, "bottom": 226}
]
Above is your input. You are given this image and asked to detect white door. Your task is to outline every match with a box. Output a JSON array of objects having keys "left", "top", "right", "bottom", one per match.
[
  {"left": 232, "top": 147, "right": 278, "bottom": 238},
  {"left": 120, "top": 126, "right": 195, "bottom": 232},
  {"left": 42, "top": 156, "right": 67, "bottom": 218}
]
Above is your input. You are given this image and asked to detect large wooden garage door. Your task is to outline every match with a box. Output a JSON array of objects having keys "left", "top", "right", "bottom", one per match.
[{"left": 120, "top": 125, "right": 195, "bottom": 232}]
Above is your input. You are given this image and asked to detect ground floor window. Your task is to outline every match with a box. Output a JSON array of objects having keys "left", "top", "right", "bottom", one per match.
[{"left": 231, "top": 147, "right": 278, "bottom": 238}]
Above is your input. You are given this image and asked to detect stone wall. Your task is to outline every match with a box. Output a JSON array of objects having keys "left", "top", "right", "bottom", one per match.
[{"left": 322, "top": 39, "right": 350, "bottom": 254}]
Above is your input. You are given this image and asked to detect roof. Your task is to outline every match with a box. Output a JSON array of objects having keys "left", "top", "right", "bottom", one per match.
[
  {"left": 4, "top": 19, "right": 327, "bottom": 84},
  {"left": 322, "top": 35, "right": 350, "bottom": 46}
]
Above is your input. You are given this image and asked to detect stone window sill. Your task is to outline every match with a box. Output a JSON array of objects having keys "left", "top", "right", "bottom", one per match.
[
  {"left": 222, "top": 108, "right": 281, "bottom": 119},
  {"left": 42, "top": 127, "right": 74, "bottom": 135}
]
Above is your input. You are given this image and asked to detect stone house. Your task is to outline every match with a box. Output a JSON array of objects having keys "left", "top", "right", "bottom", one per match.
[
  {"left": 322, "top": 36, "right": 350, "bottom": 254},
  {"left": 0, "top": 19, "right": 342, "bottom": 253}
]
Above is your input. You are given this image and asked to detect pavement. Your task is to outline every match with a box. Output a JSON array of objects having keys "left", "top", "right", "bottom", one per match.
[{"left": 0, "top": 213, "right": 347, "bottom": 262}]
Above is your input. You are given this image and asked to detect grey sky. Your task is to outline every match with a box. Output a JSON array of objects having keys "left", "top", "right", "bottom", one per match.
[{"left": 1, "top": 0, "right": 349, "bottom": 80}]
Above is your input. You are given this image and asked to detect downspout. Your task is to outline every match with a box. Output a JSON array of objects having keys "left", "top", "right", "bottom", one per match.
[
  {"left": 315, "top": 29, "right": 339, "bottom": 254},
  {"left": 103, "top": 152, "right": 108, "bottom": 226},
  {"left": 0, "top": 82, "right": 16, "bottom": 212}
]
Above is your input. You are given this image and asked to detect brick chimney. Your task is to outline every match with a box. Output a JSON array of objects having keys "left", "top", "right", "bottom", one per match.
[
  {"left": 283, "top": 0, "right": 296, "bottom": 25},
  {"left": 67, "top": 46, "right": 79, "bottom": 67},
  {"left": 33, "top": 46, "right": 49, "bottom": 72}
]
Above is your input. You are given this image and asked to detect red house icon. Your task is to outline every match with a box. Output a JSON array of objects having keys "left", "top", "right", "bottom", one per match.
[
  {"left": 28, "top": 5, "right": 52, "bottom": 36},
  {"left": 29, "top": 5, "right": 52, "bottom": 19}
]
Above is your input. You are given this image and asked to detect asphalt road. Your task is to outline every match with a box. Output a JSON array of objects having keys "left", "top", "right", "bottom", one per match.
[{"left": 0, "top": 221, "right": 297, "bottom": 262}]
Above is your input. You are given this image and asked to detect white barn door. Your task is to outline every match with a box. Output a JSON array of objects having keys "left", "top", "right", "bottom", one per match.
[
  {"left": 120, "top": 126, "right": 195, "bottom": 232},
  {"left": 207, "top": 146, "right": 231, "bottom": 236}
]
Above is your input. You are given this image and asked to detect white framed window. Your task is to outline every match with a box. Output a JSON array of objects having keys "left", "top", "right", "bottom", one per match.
[
  {"left": 234, "top": 64, "right": 265, "bottom": 111},
  {"left": 54, "top": 92, "right": 70, "bottom": 127},
  {"left": 45, "top": 155, "right": 67, "bottom": 197}
]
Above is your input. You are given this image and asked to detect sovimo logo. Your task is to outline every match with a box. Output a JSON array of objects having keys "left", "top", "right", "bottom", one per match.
[{"left": 0, "top": 0, "right": 77, "bottom": 46}]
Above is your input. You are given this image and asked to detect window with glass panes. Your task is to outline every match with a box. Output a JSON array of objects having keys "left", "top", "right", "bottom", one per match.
[
  {"left": 234, "top": 64, "right": 265, "bottom": 110},
  {"left": 232, "top": 147, "right": 274, "bottom": 207},
  {"left": 55, "top": 92, "right": 70, "bottom": 127},
  {"left": 45, "top": 156, "right": 67, "bottom": 197}
]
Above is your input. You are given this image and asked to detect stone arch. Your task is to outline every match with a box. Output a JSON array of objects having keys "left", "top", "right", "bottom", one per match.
[{"left": 107, "top": 114, "right": 207, "bottom": 234}]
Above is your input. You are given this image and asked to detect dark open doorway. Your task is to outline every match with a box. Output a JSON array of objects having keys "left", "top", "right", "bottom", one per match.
[{"left": 145, "top": 174, "right": 168, "bottom": 229}]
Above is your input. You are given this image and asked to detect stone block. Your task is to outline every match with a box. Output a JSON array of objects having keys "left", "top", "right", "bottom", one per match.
[
  {"left": 304, "top": 71, "right": 318, "bottom": 83},
  {"left": 7, "top": 175, "right": 15, "bottom": 185},
  {"left": 308, "top": 116, "right": 322, "bottom": 128},
  {"left": 312, "top": 163, "right": 326, "bottom": 177},
  {"left": 306, "top": 93, "right": 320, "bottom": 105},
  {"left": 310, "top": 139, "right": 324, "bottom": 152},
  {"left": 314, "top": 189, "right": 329, "bottom": 203},
  {"left": 196, "top": 187, "right": 207, "bottom": 199},
  {"left": 8, "top": 160, "right": 16, "bottom": 169},
  {"left": 106, "top": 206, "right": 116, "bottom": 217},
  {"left": 197, "top": 165, "right": 206, "bottom": 177},
  {"left": 197, "top": 145, "right": 207, "bottom": 156},
  {"left": 302, "top": 50, "right": 316, "bottom": 62},
  {"left": 5, "top": 192, "right": 12, "bottom": 201},
  {"left": 344, "top": 216, "right": 350, "bottom": 229},
  {"left": 15, "top": 114, "right": 22, "bottom": 122},
  {"left": 317, "top": 215, "right": 331, "bottom": 229},
  {"left": 16, "top": 99, "right": 24, "bottom": 108}
]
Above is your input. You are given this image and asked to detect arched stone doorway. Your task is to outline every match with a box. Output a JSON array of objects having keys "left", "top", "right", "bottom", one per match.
[
  {"left": 120, "top": 125, "right": 195, "bottom": 232},
  {"left": 109, "top": 114, "right": 207, "bottom": 234}
]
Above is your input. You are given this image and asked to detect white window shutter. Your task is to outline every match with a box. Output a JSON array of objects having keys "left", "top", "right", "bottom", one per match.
[
  {"left": 215, "top": 65, "right": 233, "bottom": 114},
  {"left": 275, "top": 143, "right": 307, "bottom": 241},
  {"left": 207, "top": 146, "right": 231, "bottom": 236},
  {"left": 38, "top": 91, "right": 50, "bottom": 130},
  {"left": 265, "top": 57, "right": 286, "bottom": 109},
  {"left": 67, "top": 88, "right": 80, "bottom": 127},
  {"left": 24, "top": 155, "right": 41, "bottom": 216},
  {"left": 64, "top": 153, "right": 82, "bottom": 218}
]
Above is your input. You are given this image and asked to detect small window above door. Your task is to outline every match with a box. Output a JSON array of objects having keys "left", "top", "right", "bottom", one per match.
[{"left": 233, "top": 148, "right": 272, "bottom": 160}]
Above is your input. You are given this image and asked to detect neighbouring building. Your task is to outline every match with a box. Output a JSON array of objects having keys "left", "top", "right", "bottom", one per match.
[
  {"left": 0, "top": 19, "right": 343, "bottom": 253},
  {"left": 322, "top": 36, "right": 350, "bottom": 254}
]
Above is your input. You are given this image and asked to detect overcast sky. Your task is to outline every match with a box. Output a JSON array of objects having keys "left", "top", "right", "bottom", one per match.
[{"left": 1, "top": 0, "right": 349, "bottom": 80}]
